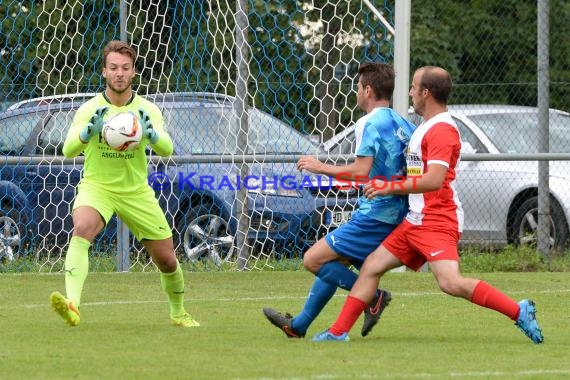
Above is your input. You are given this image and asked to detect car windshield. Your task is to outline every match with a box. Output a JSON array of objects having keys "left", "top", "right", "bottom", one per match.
[
  {"left": 164, "top": 105, "right": 319, "bottom": 155},
  {"left": 0, "top": 102, "right": 320, "bottom": 157},
  {"left": 469, "top": 111, "right": 570, "bottom": 153},
  {"left": 328, "top": 132, "right": 356, "bottom": 155},
  {"left": 0, "top": 111, "right": 44, "bottom": 155},
  {"left": 0, "top": 109, "right": 76, "bottom": 156}
]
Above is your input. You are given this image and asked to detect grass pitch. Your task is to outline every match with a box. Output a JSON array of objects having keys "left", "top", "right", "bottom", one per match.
[{"left": 1, "top": 271, "right": 569, "bottom": 379}]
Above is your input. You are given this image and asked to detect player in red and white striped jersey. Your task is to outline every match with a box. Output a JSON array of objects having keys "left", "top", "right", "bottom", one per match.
[
  {"left": 312, "top": 66, "right": 543, "bottom": 344},
  {"left": 403, "top": 110, "right": 463, "bottom": 232}
]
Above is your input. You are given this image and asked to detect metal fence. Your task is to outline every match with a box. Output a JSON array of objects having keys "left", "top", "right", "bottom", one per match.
[{"left": 1, "top": 0, "right": 569, "bottom": 272}]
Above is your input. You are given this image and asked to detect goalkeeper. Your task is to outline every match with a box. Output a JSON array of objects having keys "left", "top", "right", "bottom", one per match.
[
  {"left": 50, "top": 40, "right": 199, "bottom": 328},
  {"left": 263, "top": 62, "right": 415, "bottom": 338}
]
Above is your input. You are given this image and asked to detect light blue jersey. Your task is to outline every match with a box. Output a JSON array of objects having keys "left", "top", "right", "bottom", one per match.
[{"left": 353, "top": 107, "right": 416, "bottom": 224}]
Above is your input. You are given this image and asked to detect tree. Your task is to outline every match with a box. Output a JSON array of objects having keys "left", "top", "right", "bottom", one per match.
[
  {"left": 3, "top": 0, "right": 569, "bottom": 119},
  {"left": 408, "top": 0, "right": 570, "bottom": 110},
  {"left": 1, "top": 1, "right": 39, "bottom": 101}
]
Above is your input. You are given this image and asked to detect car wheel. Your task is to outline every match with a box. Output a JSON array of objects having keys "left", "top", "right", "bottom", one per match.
[
  {"left": 511, "top": 196, "right": 570, "bottom": 249},
  {"left": 178, "top": 203, "right": 235, "bottom": 265},
  {"left": 0, "top": 209, "right": 25, "bottom": 261}
]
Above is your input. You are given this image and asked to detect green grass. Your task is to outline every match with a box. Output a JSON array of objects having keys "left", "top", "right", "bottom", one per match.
[{"left": 1, "top": 271, "right": 569, "bottom": 379}]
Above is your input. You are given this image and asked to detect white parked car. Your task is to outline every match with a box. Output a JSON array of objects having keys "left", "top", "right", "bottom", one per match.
[{"left": 322, "top": 105, "right": 570, "bottom": 249}]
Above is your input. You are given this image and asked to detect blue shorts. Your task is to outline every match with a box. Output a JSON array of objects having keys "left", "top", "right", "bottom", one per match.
[{"left": 324, "top": 211, "right": 397, "bottom": 266}]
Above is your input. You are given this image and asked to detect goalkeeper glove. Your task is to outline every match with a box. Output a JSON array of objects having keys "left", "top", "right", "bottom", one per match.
[
  {"left": 79, "top": 106, "right": 108, "bottom": 143},
  {"left": 139, "top": 109, "right": 159, "bottom": 144}
]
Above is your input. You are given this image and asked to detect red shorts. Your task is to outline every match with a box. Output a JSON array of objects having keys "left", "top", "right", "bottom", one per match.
[{"left": 382, "top": 219, "right": 461, "bottom": 271}]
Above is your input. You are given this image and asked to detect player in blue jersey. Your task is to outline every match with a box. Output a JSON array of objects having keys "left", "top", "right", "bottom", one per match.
[{"left": 263, "top": 62, "right": 416, "bottom": 338}]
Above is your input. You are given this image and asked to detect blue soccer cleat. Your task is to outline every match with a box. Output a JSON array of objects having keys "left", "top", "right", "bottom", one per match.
[
  {"left": 515, "top": 299, "right": 544, "bottom": 344},
  {"left": 311, "top": 330, "right": 349, "bottom": 342}
]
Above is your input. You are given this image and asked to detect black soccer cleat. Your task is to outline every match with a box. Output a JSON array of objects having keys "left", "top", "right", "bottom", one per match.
[
  {"left": 361, "top": 289, "right": 392, "bottom": 337},
  {"left": 262, "top": 307, "right": 305, "bottom": 338}
]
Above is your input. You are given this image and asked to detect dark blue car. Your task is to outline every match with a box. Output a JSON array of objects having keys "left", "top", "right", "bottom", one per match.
[{"left": 0, "top": 93, "right": 358, "bottom": 264}]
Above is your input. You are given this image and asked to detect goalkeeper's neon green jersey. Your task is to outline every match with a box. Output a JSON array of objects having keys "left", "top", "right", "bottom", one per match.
[{"left": 62, "top": 92, "right": 173, "bottom": 192}]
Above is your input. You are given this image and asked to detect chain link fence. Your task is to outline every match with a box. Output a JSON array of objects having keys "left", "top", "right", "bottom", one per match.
[{"left": 0, "top": 0, "right": 569, "bottom": 272}]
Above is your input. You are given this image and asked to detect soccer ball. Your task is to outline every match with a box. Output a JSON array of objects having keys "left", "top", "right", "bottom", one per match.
[{"left": 102, "top": 112, "right": 143, "bottom": 151}]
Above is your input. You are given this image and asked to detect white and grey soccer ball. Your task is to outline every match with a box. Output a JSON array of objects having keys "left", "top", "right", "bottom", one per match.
[{"left": 102, "top": 112, "right": 143, "bottom": 151}]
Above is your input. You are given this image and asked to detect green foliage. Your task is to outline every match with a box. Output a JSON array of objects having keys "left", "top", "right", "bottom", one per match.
[
  {"left": 3, "top": 245, "right": 569, "bottom": 274},
  {"left": 34, "top": 0, "right": 119, "bottom": 94},
  {"left": 0, "top": 1, "right": 39, "bottom": 99},
  {"left": 408, "top": 1, "right": 462, "bottom": 79},
  {"left": 2, "top": 1, "right": 570, "bottom": 124},
  {"left": 460, "top": 245, "right": 570, "bottom": 273},
  {"left": 409, "top": 0, "right": 570, "bottom": 110},
  {"left": 460, "top": 245, "right": 547, "bottom": 272}
]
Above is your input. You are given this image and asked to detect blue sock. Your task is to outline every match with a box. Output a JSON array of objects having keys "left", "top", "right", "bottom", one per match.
[
  {"left": 291, "top": 277, "right": 336, "bottom": 335},
  {"left": 316, "top": 261, "right": 358, "bottom": 291}
]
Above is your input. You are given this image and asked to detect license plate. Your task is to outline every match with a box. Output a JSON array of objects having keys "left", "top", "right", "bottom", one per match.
[{"left": 329, "top": 210, "right": 352, "bottom": 226}]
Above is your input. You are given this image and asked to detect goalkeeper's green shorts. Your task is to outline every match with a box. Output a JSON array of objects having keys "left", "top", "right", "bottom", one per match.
[{"left": 73, "top": 182, "right": 172, "bottom": 241}]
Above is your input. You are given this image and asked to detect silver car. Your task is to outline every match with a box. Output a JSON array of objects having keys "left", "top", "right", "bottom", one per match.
[{"left": 322, "top": 105, "right": 570, "bottom": 249}]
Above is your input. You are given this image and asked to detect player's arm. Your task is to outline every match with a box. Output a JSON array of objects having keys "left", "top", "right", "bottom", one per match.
[
  {"left": 139, "top": 108, "right": 173, "bottom": 157},
  {"left": 297, "top": 118, "right": 377, "bottom": 182},
  {"left": 364, "top": 163, "right": 447, "bottom": 198},
  {"left": 296, "top": 155, "right": 373, "bottom": 180},
  {"left": 364, "top": 123, "right": 459, "bottom": 198},
  {"left": 62, "top": 106, "right": 108, "bottom": 158},
  {"left": 62, "top": 118, "right": 88, "bottom": 158}
]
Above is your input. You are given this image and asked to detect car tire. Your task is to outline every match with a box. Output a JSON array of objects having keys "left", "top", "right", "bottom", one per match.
[
  {"left": 177, "top": 203, "right": 235, "bottom": 265},
  {"left": 0, "top": 208, "right": 27, "bottom": 261},
  {"left": 511, "top": 196, "right": 570, "bottom": 250}
]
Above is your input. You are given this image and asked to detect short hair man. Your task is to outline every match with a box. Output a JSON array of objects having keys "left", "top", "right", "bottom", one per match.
[
  {"left": 312, "top": 66, "right": 544, "bottom": 344},
  {"left": 51, "top": 40, "right": 199, "bottom": 328},
  {"left": 263, "top": 62, "right": 415, "bottom": 338}
]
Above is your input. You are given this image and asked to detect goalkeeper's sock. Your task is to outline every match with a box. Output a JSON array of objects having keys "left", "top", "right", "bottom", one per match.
[
  {"left": 291, "top": 277, "right": 336, "bottom": 335},
  {"left": 470, "top": 280, "right": 519, "bottom": 320},
  {"left": 329, "top": 295, "right": 367, "bottom": 336},
  {"left": 64, "top": 236, "right": 91, "bottom": 307},
  {"left": 160, "top": 262, "right": 186, "bottom": 317},
  {"left": 316, "top": 261, "right": 358, "bottom": 291}
]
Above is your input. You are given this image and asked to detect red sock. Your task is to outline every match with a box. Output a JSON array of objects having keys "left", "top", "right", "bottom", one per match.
[
  {"left": 329, "top": 295, "right": 367, "bottom": 335},
  {"left": 470, "top": 280, "right": 520, "bottom": 320}
]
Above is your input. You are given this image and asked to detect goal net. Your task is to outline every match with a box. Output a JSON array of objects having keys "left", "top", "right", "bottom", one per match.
[{"left": 0, "top": 0, "right": 394, "bottom": 271}]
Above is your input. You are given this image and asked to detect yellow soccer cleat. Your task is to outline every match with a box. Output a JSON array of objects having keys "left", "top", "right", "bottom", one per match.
[
  {"left": 50, "top": 291, "right": 80, "bottom": 327},
  {"left": 171, "top": 312, "right": 200, "bottom": 328}
]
